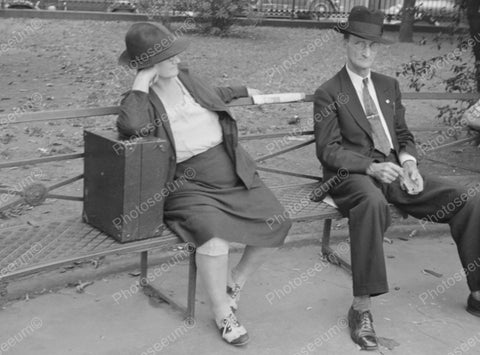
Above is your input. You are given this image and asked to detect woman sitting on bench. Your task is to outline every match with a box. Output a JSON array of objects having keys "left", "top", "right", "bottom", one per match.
[{"left": 116, "top": 22, "right": 292, "bottom": 346}]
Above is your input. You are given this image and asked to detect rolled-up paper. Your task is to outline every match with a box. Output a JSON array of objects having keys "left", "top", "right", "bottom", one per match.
[
  {"left": 399, "top": 171, "right": 422, "bottom": 195},
  {"left": 464, "top": 99, "right": 480, "bottom": 131},
  {"left": 251, "top": 93, "right": 306, "bottom": 105}
]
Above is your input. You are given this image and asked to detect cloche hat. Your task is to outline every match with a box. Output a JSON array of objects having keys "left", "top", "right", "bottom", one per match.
[{"left": 118, "top": 22, "right": 189, "bottom": 69}]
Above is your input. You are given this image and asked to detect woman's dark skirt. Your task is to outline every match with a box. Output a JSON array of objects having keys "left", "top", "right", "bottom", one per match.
[{"left": 164, "top": 144, "right": 291, "bottom": 247}]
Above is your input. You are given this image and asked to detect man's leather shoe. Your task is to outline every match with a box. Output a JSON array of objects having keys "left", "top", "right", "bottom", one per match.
[
  {"left": 467, "top": 294, "right": 480, "bottom": 317},
  {"left": 348, "top": 307, "right": 378, "bottom": 351}
]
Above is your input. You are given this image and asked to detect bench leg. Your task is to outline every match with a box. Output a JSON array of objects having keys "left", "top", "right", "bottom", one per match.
[
  {"left": 139, "top": 249, "right": 197, "bottom": 321},
  {"left": 321, "top": 219, "right": 352, "bottom": 274},
  {"left": 186, "top": 247, "right": 197, "bottom": 324},
  {"left": 140, "top": 250, "right": 148, "bottom": 283},
  {"left": 0, "top": 280, "right": 8, "bottom": 307},
  {"left": 321, "top": 218, "right": 332, "bottom": 252}
]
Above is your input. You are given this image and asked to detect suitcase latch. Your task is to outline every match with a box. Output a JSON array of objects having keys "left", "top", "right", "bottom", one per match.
[{"left": 156, "top": 143, "right": 167, "bottom": 152}]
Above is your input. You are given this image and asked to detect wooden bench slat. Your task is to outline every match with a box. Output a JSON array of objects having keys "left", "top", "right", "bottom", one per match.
[
  {"left": 47, "top": 174, "right": 84, "bottom": 191},
  {"left": 257, "top": 167, "right": 322, "bottom": 180},
  {"left": 3, "top": 92, "right": 478, "bottom": 125},
  {"left": 0, "top": 153, "right": 84, "bottom": 169},
  {"left": 239, "top": 131, "right": 314, "bottom": 141},
  {"left": 255, "top": 138, "right": 315, "bottom": 162},
  {"left": 46, "top": 194, "right": 83, "bottom": 201},
  {"left": 9, "top": 106, "right": 121, "bottom": 124},
  {"left": 426, "top": 136, "right": 478, "bottom": 152},
  {"left": 402, "top": 92, "right": 480, "bottom": 100}
]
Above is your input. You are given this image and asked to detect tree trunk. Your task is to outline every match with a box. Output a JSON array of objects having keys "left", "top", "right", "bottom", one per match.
[
  {"left": 367, "top": 0, "right": 380, "bottom": 10},
  {"left": 398, "top": 0, "right": 416, "bottom": 43},
  {"left": 466, "top": 0, "right": 480, "bottom": 92}
]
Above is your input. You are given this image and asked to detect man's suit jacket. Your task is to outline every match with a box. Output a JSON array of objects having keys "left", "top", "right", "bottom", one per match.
[{"left": 313, "top": 66, "right": 418, "bottom": 181}]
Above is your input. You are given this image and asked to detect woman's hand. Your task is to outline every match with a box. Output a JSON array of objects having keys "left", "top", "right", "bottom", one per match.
[
  {"left": 132, "top": 67, "right": 158, "bottom": 93},
  {"left": 246, "top": 88, "right": 262, "bottom": 96}
]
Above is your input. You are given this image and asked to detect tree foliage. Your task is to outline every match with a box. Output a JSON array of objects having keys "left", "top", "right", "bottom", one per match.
[{"left": 464, "top": 0, "right": 480, "bottom": 91}]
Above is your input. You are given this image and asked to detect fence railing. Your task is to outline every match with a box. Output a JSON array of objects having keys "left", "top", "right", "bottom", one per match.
[
  {"left": 169, "top": 0, "right": 460, "bottom": 22},
  {"left": 247, "top": 0, "right": 458, "bottom": 18}
]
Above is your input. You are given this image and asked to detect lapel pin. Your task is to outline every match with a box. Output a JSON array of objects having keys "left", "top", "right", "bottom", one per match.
[{"left": 386, "top": 99, "right": 390, "bottom": 104}]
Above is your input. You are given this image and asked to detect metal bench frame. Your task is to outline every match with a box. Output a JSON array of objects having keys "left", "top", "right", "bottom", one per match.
[{"left": 0, "top": 92, "right": 478, "bottom": 322}]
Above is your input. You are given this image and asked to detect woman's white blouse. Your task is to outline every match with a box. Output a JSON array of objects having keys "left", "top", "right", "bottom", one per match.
[{"left": 160, "top": 78, "right": 223, "bottom": 163}]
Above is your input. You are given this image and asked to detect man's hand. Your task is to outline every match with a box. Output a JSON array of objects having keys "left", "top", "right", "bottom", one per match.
[
  {"left": 366, "top": 162, "right": 404, "bottom": 184},
  {"left": 400, "top": 160, "right": 424, "bottom": 195}
]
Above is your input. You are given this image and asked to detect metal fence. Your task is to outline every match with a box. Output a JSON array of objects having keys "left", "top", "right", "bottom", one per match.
[
  {"left": 247, "top": 0, "right": 460, "bottom": 22},
  {"left": 27, "top": 0, "right": 460, "bottom": 22}
]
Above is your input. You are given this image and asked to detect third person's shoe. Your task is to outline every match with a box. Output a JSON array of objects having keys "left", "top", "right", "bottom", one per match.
[
  {"left": 347, "top": 306, "right": 378, "bottom": 351},
  {"left": 467, "top": 294, "right": 480, "bottom": 317}
]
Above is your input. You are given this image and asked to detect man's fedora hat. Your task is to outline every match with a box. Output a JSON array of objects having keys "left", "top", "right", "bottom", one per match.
[
  {"left": 335, "top": 6, "right": 394, "bottom": 44},
  {"left": 118, "top": 22, "right": 190, "bottom": 69}
]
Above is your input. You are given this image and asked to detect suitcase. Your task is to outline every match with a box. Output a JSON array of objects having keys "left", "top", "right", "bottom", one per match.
[{"left": 83, "top": 130, "right": 170, "bottom": 243}]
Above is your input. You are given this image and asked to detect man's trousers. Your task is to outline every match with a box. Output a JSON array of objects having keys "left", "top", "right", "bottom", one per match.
[{"left": 330, "top": 161, "right": 480, "bottom": 297}]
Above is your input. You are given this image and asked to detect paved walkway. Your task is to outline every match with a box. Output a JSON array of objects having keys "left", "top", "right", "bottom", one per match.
[{"left": 0, "top": 225, "right": 478, "bottom": 355}]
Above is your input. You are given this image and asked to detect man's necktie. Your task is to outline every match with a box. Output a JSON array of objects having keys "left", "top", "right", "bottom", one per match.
[{"left": 362, "top": 78, "right": 391, "bottom": 156}]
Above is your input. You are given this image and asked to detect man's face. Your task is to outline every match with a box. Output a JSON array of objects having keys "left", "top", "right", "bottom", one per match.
[{"left": 344, "top": 35, "right": 379, "bottom": 73}]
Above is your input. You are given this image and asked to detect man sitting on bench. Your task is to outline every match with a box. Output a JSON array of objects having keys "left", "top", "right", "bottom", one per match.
[{"left": 313, "top": 6, "right": 480, "bottom": 351}]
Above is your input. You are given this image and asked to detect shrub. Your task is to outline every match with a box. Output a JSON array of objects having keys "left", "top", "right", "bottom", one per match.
[
  {"left": 192, "top": 0, "right": 253, "bottom": 36},
  {"left": 136, "top": 0, "right": 174, "bottom": 27},
  {"left": 397, "top": 30, "right": 477, "bottom": 128}
]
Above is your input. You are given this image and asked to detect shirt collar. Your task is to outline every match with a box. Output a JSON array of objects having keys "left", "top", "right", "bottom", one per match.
[{"left": 345, "top": 64, "right": 371, "bottom": 91}]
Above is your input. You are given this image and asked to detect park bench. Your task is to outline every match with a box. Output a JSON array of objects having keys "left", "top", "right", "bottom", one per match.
[{"left": 0, "top": 91, "right": 478, "bottom": 322}]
